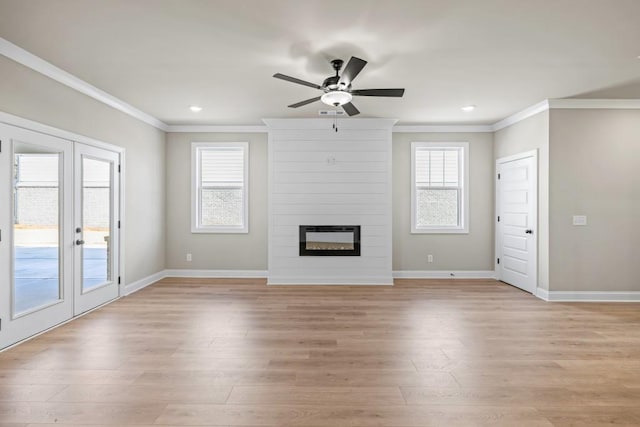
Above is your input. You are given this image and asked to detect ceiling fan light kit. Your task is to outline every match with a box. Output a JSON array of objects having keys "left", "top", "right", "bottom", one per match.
[
  {"left": 273, "top": 56, "right": 405, "bottom": 117},
  {"left": 321, "top": 90, "right": 352, "bottom": 106}
]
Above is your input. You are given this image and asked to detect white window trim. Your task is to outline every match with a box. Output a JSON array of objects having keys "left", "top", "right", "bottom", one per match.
[
  {"left": 191, "top": 142, "right": 249, "bottom": 233},
  {"left": 411, "top": 141, "right": 469, "bottom": 234}
]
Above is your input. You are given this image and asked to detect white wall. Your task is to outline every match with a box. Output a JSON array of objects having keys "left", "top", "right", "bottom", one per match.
[
  {"left": 0, "top": 56, "right": 166, "bottom": 284},
  {"left": 392, "top": 132, "right": 495, "bottom": 272},
  {"left": 549, "top": 109, "right": 640, "bottom": 292},
  {"left": 165, "top": 132, "right": 268, "bottom": 270},
  {"left": 266, "top": 119, "right": 394, "bottom": 284},
  {"left": 494, "top": 111, "right": 550, "bottom": 290}
]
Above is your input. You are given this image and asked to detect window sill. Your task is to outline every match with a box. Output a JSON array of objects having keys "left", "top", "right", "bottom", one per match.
[
  {"left": 411, "top": 227, "right": 469, "bottom": 234},
  {"left": 191, "top": 226, "right": 249, "bottom": 234}
]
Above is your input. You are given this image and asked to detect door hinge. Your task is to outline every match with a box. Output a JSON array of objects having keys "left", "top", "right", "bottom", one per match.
[
  {"left": 0, "top": 139, "right": 2, "bottom": 152},
  {"left": 497, "top": 216, "right": 500, "bottom": 222},
  {"left": 497, "top": 173, "right": 501, "bottom": 179},
  {"left": 118, "top": 220, "right": 121, "bottom": 229},
  {"left": 118, "top": 164, "right": 121, "bottom": 173},
  {"left": 497, "top": 258, "right": 500, "bottom": 265},
  {"left": 118, "top": 276, "right": 121, "bottom": 284}
]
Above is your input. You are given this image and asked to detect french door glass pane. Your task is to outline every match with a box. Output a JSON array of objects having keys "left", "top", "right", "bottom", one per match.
[
  {"left": 13, "top": 151, "right": 61, "bottom": 315},
  {"left": 82, "top": 157, "right": 112, "bottom": 292}
]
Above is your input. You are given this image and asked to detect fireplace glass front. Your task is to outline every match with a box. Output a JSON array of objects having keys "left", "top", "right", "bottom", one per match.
[{"left": 299, "top": 225, "right": 361, "bottom": 256}]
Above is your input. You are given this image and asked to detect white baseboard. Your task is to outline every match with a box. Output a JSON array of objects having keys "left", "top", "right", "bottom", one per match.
[
  {"left": 164, "top": 269, "right": 268, "bottom": 278},
  {"left": 267, "top": 276, "right": 393, "bottom": 285},
  {"left": 541, "top": 290, "right": 640, "bottom": 302},
  {"left": 123, "top": 270, "right": 167, "bottom": 295},
  {"left": 392, "top": 270, "right": 497, "bottom": 279},
  {"left": 535, "top": 287, "right": 550, "bottom": 301}
]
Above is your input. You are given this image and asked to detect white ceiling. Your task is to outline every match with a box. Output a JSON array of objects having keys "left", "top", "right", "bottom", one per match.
[{"left": 1, "top": 0, "right": 639, "bottom": 126}]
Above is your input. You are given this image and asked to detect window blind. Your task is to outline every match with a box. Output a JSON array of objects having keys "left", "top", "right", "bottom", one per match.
[
  {"left": 16, "top": 155, "right": 59, "bottom": 184},
  {"left": 415, "top": 148, "right": 460, "bottom": 187},
  {"left": 200, "top": 148, "right": 244, "bottom": 186}
]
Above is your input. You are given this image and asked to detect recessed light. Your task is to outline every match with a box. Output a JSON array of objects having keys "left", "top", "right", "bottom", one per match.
[
  {"left": 461, "top": 105, "right": 476, "bottom": 112},
  {"left": 190, "top": 105, "right": 203, "bottom": 112}
]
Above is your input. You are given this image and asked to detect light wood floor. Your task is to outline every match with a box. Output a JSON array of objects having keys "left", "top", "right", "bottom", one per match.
[{"left": 1, "top": 278, "right": 640, "bottom": 426}]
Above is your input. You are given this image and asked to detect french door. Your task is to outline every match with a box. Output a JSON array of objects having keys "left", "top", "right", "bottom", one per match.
[
  {"left": 0, "top": 123, "right": 121, "bottom": 350},
  {"left": 73, "top": 144, "right": 120, "bottom": 315}
]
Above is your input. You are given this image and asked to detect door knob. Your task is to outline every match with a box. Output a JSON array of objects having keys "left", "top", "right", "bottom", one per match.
[
  {"left": 76, "top": 239, "right": 85, "bottom": 245},
  {"left": 525, "top": 229, "right": 533, "bottom": 234}
]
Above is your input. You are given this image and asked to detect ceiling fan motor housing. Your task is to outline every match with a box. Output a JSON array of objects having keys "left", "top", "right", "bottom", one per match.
[
  {"left": 323, "top": 75, "right": 340, "bottom": 91},
  {"left": 323, "top": 59, "right": 350, "bottom": 91}
]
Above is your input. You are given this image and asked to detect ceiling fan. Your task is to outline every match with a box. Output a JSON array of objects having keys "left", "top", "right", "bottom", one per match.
[{"left": 273, "top": 56, "right": 405, "bottom": 116}]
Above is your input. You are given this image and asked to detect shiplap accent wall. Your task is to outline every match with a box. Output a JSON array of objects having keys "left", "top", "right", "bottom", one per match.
[{"left": 264, "top": 119, "right": 395, "bottom": 285}]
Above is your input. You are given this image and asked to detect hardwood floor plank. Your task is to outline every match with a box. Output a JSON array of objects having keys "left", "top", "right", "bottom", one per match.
[
  {"left": 0, "top": 402, "right": 165, "bottom": 424},
  {"left": 155, "top": 403, "right": 553, "bottom": 426},
  {"left": 133, "top": 370, "right": 297, "bottom": 386},
  {"left": 0, "top": 385, "right": 67, "bottom": 402},
  {"left": 401, "top": 385, "right": 640, "bottom": 407},
  {"left": 226, "top": 386, "right": 406, "bottom": 406},
  {"left": 47, "top": 384, "right": 232, "bottom": 404},
  {"left": 537, "top": 406, "right": 640, "bottom": 426},
  {"left": 294, "top": 369, "right": 460, "bottom": 387},
  {"left": 0, "top": 369, "right": 142, "bottom": 385}
]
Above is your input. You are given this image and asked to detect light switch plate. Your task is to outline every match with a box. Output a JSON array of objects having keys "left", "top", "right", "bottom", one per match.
[{"left": 573, "top": 215, "right": 587, "bottom": 226}]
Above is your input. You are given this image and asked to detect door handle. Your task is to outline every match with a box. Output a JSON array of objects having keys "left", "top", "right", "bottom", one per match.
[
  {"left": 525, "top": 229, "right": 533, "bottom": 234},
  {"left": 76, "top": 239, "right": 85, "bottom": 245}
]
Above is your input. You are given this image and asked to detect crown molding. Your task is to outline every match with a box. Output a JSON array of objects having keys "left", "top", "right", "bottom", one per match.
[
  {"left": 491, "top": 100, "right": 550, "bottom": 132},
  {"left": 0, "top": 37, "right": 169, "bottom": 131},
  {"left": 167, "top": 124, "right": 493, "bottom": 133},
  {"left": 393, "top": 125, "right": 493, "bottom": 133},
  {"left": 263, "top": 118, "right": 398, "bottom": 130},
  {"left": 548, "top": 98, "right": 640, "bottom": 109},
  {"left": 491, "top": 98, "right": 640, "bottom": 132},
  {"left": 167, "top": 125, "right": 268, "bottom": 133}
]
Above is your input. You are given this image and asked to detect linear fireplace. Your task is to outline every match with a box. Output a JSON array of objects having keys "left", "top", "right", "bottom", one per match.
[{"left": 299, "top": 225, "right": 361, "bottom": 256}]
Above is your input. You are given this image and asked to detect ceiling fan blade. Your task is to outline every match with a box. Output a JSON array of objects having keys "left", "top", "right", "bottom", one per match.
[
  {"left": 338, "top": 56, "right": 367, "bottom": 87},
  {"left": 342, "top": 102, "right": 360, "bottom": 116},
  {"left": 273, "top": 73, "right": 322, "bottom": 90},
  {"left": 288, "top": 96, "right": 321, "bottom": 108},
  {"left": 351, "top": 89, "right": 405, "bottom": 97}
]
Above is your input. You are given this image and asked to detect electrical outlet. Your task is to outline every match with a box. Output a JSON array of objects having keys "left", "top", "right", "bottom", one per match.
[
  {"left": 186, "top": 253, "right": 192, "bottom": 262},
  {"left": 427, "top": 254, "right": 433, "bottom": 263},
  {"left": 573, "top": 215, "right": 587, "bottom": 226}
]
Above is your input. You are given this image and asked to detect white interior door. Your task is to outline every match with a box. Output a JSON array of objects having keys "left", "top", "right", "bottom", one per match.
[
  {"left": 0, "top": 123, "right": 74, "bottom": 349},
  {"left": 73, "top": 143, "right": 120, "bottom": 315},
  {"left": 496, "top": 151, "right": 537, "bottom": 294}
]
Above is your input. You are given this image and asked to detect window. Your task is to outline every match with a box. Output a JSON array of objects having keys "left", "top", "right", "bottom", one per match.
[
  {"left": 411, "top": 142, "right": 469, "bottom": 233},
  {"left": 192, "top": 142, "right": 248, "bottom": 233}
]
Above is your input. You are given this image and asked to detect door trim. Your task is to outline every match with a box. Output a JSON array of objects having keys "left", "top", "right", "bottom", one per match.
[{"left": 495, "top": 149, "right": 538, "bottom": 292}]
